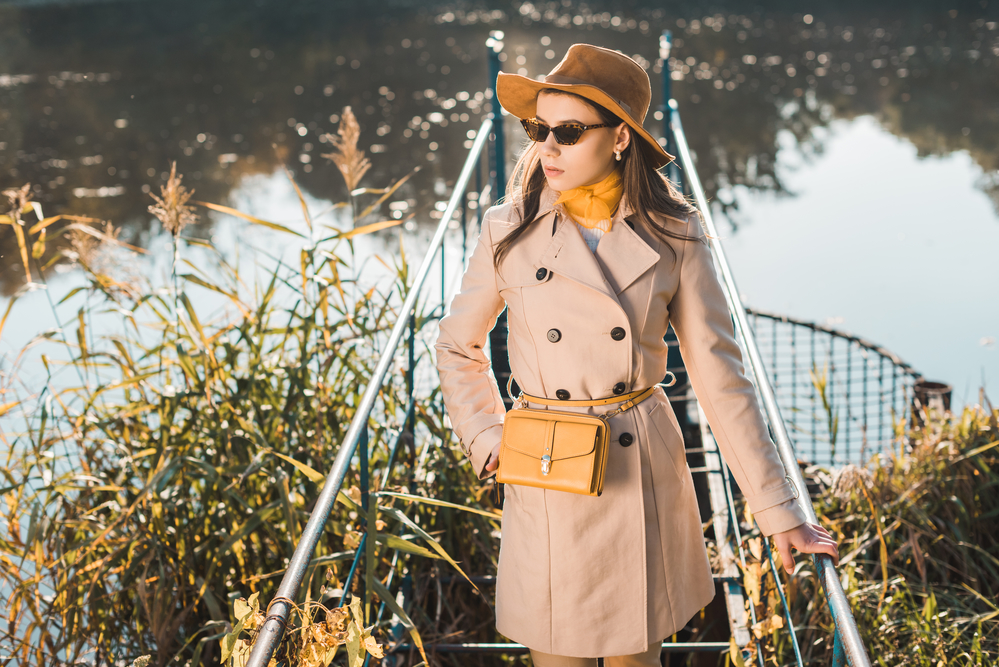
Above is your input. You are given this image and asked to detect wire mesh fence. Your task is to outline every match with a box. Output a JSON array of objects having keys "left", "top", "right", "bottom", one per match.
[{"left": 746, "top": 308, "right": 921, "bottom": 467}]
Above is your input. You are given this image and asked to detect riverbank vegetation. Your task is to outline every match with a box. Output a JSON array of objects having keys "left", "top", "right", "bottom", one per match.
[
  {"left": 2, "top": 113, "right": 997, "bottom": 665},
  {"left": 0, "top": 108, "right": 502, "bottom": 666},
  {"left": 739, "top": 399, "right": 999, "bottom": 666}
]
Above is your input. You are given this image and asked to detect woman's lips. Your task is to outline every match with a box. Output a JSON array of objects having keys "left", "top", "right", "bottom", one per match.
[{"left": 543, "top": 165, "right": 564, "bottom": 177}]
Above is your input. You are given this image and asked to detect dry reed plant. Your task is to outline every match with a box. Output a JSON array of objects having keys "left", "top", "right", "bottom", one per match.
[
  {"left": 738, "top": 402, "right": 999, "bottom": 665},
  {"left": 322, "top": 106, "right": 371, "bottom": 192},
  {"left": 148, "top": 161, "right": 198, "bottom": 235},
  {"left": 2, "top": 183, "right": 35, "bottom": 283},
  {"left": 0, "top": 153, "right": 467, "bottom": 667},
  {"left": 2, "top": 182, "right": 32, "bottom": 225},
  {"left": 66, "top": 220, "right": 143, "bottom": 301}
]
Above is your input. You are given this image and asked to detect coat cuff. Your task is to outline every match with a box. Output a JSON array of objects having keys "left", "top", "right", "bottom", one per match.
[
  {"left": 467, "top": 424, "right": 503, "bottom": 480},
  {"left": 751, "top": 496, "right": 808, "bottom": 536}
]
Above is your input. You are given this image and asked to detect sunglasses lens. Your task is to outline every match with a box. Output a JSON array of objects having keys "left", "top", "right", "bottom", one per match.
[
  {"left": 521, "top": 119, "right": 549, "bottom": 142},
  {"left": 552, "top": 126, "right": 584, "bottom": 145}
]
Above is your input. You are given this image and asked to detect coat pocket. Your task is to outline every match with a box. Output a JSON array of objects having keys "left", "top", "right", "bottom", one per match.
[{"left": 646, "top": 399, "right": 687, "bottom": 484}]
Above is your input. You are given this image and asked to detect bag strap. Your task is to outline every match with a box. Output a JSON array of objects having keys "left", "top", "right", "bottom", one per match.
[{"left": 507, "top": 369, "right": 675, "bottom": 407}]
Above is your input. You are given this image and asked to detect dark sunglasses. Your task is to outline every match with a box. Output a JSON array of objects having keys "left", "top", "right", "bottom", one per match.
[{"left": 520, "top": 117, "right": 612, "bottom": 146}]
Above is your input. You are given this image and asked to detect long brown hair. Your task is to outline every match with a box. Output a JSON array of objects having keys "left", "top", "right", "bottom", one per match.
[{"left": 493, "top": 89, "right": 700, "bottom": 269}]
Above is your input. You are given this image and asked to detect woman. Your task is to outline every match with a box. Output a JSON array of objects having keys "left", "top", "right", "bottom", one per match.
[{"left": 435, "top": 44, "right": 839, "bottom": 667}]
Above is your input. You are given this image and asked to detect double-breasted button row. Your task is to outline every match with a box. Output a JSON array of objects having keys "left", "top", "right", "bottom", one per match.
[
  {"left": 536, "top": 268, "right": 549, "bottom": 281},
  {"left": 555, "top": 389, "right": 571, "bottom": 400},
  {"left": 610, "top": 327, "right": 627, "bottom": 341},
  {"left": 619, "top": 432, "right": 634, "bottom": 447},
  {"left": 547, "top": 329, "right": 561, "bottom": 343},
  {"left": 612, "top": 382, "right": 627, "bottom": 395}
]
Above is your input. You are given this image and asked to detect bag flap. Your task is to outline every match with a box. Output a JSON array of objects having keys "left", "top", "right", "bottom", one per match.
[{"left": 502, "top": 410, "right": 602, "bottom": 461}]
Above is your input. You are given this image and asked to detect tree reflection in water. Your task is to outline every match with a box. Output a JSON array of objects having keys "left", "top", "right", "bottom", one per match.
[{"left": 1, "top": 1, "right": 997, "bottom": 294}]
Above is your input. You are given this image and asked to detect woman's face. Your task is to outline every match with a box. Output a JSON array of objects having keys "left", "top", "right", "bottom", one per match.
[{"left": 534, "top": 91, "right": 630, "bottom": 191}]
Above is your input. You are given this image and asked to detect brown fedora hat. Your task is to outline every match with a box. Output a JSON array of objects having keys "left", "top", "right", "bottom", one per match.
[{"left": 496, "top": 43, "right": 675, "bottom": 168}]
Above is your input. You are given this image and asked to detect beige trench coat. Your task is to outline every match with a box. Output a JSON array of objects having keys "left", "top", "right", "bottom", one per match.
[{"left": 435, "top": 185, "right": 807, "bottom": 657}]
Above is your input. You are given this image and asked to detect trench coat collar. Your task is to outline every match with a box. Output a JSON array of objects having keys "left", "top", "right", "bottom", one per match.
[{"left": 535, "top": 184, "right": 661, "bottom": 299}]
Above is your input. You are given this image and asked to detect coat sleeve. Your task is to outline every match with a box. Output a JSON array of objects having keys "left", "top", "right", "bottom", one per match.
[
  {"left": 668, "top": 213, "right": 808, "bottom": 536},
  {"left": 434, "top": 209, "right": 507, "bottom": 481}
]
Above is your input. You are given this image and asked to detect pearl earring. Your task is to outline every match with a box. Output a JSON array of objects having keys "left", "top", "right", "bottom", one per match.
[{"left": 615, "top": 150, "right": 622, "bottom": 162}]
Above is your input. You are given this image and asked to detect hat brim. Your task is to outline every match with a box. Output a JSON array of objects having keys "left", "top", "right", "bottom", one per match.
[{"left": 496, "top": 71, "right": 675, "bottom": 169}]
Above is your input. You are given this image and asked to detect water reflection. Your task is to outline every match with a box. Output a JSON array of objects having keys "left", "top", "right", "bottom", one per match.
[{"left": 1, "top": 1, "right": 997, "bottom": 294}]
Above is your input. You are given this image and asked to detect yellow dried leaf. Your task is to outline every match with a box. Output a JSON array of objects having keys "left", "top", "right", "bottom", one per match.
[
  {"left": 744, "top": 562, "right": 762, "bottom": 607},
  {"left": 231, "top": 591, "right": 260, "bottom": 640},
  {"left": 244, "top": 611, "right": 264, "bottom": 632},
  {"left": 299, "top": 640, "right": 326, "bottom": 667},
  {"left": 747, "top": 537, "right": 762, "bottom": 562},
  {"left": 770, "top": 613, "right": 784, "bottom": 630},
  {"left": 234, "top": 598, "right": 252, "bottom": 621},
  {"left": 345, "top": 618, "right": 362, "bottom": 667},
  {"left": 362, "top": 634, "right": 384, "bottom": 659},
  {"left": 343, "top": 531, "right": 362, "bottom": 550},
  {"left": 231, "top": 639, "right": 252, "bottom": 667}
]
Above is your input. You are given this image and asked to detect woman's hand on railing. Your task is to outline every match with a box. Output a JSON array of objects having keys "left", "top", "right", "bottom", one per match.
[
  {"left": 484, "top": 441, "right": 502, "bottom": 473},
  {"left": 772, "top": 522, "right": 839, "bottom": 574}
]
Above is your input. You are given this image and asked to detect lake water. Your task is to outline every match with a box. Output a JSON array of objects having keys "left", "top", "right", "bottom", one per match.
[{"left": 1, "top": 0, "right": 997, "bottom": 407}]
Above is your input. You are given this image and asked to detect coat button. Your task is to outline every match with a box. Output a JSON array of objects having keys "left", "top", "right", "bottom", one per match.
[
  {"left": 555, "top": 389, "right": 571, "bottom": 400},
  {"left": 536, "top": 267, "right": 548, "bottom": 281},
  {"left": 547, "top": 328, "right": 562, "bottom": 343},
  {"left": 619, "top": 432, "right": 634, "bottom": 447},
  {"left": 610, "top": 327, "right": 626, "bottom": 341},
  {"left": 612, "top": 382, "right": 627, "bottom": 395}
]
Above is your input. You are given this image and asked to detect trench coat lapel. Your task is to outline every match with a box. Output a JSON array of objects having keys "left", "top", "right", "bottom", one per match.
[
  {"left": 538, "top": 213, "right": 618, "bottom": 303},
  {"left": 535, "top": 186, "right": 661, "bottom": 299},
  {"left": 594, "top": 210, "right": 661, "bottom": 294}
]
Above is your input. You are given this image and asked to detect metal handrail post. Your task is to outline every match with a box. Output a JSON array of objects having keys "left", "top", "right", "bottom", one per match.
[
  {"left": 486, "top": 32, "right": 506, "bottom": 200},
  {"left": 667, "top": 99, "right": 871, "bottom": 667},
  {"left": 360, "top": 426, "right": 373, "bottom": 622},
  {"left": 659, "top": 30, "right": 681, "bottom": 186},
  {"left": 833, "top": 629, "right": 847, "bottom": 667},
  {"left": 244, "top": 117, "right": 494, "bottom": 667}
]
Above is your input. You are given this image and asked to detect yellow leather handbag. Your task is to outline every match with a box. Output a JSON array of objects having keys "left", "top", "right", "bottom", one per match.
[{"left": 497, "top": 384, "right": 657, "bottom": 497}]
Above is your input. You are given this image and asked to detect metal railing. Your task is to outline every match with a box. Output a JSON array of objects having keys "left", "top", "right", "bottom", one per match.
[
  {"left": 244, "top": 117, "right": 494, "bottom": 667},
  {"left": 668, "top": 96, "right": 872, "bottom": 667},
  {"left": 746, "top": 307, "right": 920, "bottom": 466}
]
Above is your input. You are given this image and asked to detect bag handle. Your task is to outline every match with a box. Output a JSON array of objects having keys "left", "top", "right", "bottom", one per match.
[{"left": 506, "top": 374, "right": 525, "bottom": 409}]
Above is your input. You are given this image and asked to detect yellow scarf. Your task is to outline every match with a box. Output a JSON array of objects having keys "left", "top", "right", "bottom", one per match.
[{"left": 555, "top": 170, "right": 624, "bottom": 233}]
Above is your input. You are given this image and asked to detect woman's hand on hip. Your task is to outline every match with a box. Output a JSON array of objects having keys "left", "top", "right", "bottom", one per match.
[
  {"left": 771, "top": 522, "right": 839, "bottom": 574},
  {"left": 484, "top": 440, "right": 502, "bottom": 473}
]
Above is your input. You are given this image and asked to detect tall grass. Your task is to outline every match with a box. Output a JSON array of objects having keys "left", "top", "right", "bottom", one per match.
[
  {"left": 0, "top": 110, "right": 506, "bottom": 666},
  {"left": 739, "top": 399, "right": 999, "bottom": 666}
]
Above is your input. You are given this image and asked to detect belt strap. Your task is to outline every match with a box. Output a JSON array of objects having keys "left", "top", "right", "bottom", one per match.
[{"left": 520, "top": 386, "right": 653, "bottom": 408}]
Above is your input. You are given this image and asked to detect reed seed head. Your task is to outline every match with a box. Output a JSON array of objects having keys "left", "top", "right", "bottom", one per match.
[
  {"left": 148, "top": 162, "right": 197, "bottom": 235},
  {"left": 2, "top": 183, "right": 32, "bottom": 225},
  {"left": 322, "top": 106, "right": 371, "bottom": 192},
  {"left": 830, "top": 463, "right": 874, "bottom": 501}
]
